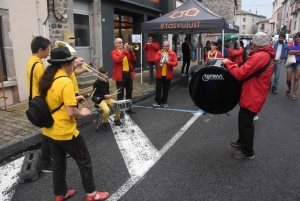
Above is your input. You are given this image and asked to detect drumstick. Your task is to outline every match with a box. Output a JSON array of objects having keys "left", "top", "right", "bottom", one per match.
[
  {"left": 111, "top": 87, "right": 122, "bottom": 96},
  {"left": 84, "top": 88, "right": 97, "bottom": 108}
]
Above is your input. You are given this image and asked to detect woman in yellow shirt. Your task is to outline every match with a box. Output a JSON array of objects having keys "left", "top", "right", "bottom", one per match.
[{"left": 38, "top": 47, "right": 109, "bottom": 201}]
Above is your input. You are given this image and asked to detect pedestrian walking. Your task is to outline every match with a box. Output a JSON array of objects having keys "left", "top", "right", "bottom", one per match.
[
  {"left": 285, "top": 32, "right": 300, "bottom": 100},
  {"left": 271, "top": 33, "right": 287, "bottom": 94},
  {"left": 190, "top": 37, "right": 198, "bottom": 62}
]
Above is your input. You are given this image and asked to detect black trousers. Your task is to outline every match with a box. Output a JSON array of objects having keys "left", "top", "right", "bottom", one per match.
[
  {"left": 116, "top": 72, "right": 133, "bottom": 100},
  {"left": 237, "top": 107, "right": 256, "bottom": 156},
  {"left": 181, "top": 55, "right": 190, "bottom": 74},
  {"left": 155, "top": 76, "right": 171, "bottom": 104},
  {"left": 41, "top": 135, "right": 52, "bottom": 165},
  {"left": 46, "top": 134, "right": 96, "bottom": 196}
]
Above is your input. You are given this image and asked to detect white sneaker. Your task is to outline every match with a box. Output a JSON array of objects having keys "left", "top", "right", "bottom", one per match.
[
  {"left": 152, "top": 102, "right": 160, "bottom": 108},
  {"left": 181, "top": 74, "right": 185, "bottom": 76},
  {"left": 162, "top": 103, "right": 168, "bottom": 108},
  {"left": 253, "top": 115, "right": 258, "bottom": 121}
]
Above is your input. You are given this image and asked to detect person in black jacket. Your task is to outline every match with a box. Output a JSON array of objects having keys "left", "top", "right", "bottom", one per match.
[
  {"left": 181, "top": 37, "right": 191, "bottom": 76},
  {"left": 92, "top": 67, "right": 122, "bottom": 132}
]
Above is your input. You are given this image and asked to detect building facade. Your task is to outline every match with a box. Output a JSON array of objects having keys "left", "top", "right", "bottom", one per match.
[
  {"left": 235, "top": 10, "right": 267, "bottom": 34},
  {"left": 0, "top": 0, "right": 176, "bottom": 107}
]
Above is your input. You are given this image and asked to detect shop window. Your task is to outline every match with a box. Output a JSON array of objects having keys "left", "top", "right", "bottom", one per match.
[
  {"left": 74, "top": 13, "right": 90, "bottom": 47},
  {"left": 114, "top": 14, "right": 133, "bottom": 44},
  {"left": 0, "top": 16, "right": 7, "bottom": 80}
]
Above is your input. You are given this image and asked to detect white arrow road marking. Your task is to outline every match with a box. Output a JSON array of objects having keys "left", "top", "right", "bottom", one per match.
[
  {"left": 0, "top": 156, "right": 24, "bottom": 201},
  {"left": 107, "top": 112, "right": 202, "bottom": 201}
]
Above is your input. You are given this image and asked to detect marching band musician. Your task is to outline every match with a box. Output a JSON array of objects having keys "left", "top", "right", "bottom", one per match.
[
  {"left": 38, "top": 47, "right": 109, "bottom": 201},
  {"left": 143, "top": 36, "right": 161, "bottom": 84},
  {"left": 92, "top": 67, "right": 122, "bottom": 132},
  {"left": 204, "top": 41, "right": 223, "bottom": 62},
  {"left": 111, "top": 38, "right": 137, "bottom": 114},
  {"left": 222, "top": 32, "right": 275, "bottom": 160},
  {"left": 152, "top": 41, "right": 178, "bottom": 108},
  {"left": 26, "top": 36, "right": 52, "bottom": 173}
]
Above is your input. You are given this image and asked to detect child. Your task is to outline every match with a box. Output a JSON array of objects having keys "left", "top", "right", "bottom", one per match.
[
  {"left": 26, "top": 36, "right": 53, "bottom": 173},
  {"left": 93, "top": 67, "right": 122, "bottom": 131}
]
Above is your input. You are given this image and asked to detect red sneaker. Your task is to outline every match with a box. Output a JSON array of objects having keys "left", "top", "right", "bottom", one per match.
[
  {"left": 55, "top": 189, "right": 76, "bottom": 201},
  {"left": 86, "top": 191, "right": 109, "bottom": 201}
]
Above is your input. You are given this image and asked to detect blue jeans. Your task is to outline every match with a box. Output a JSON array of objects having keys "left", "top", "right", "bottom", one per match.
[
  {"left": 272, "top": 60, "right": 282, "bottom": 90},
  {"left": 191, "top": 49, "right": 197, "bottom": 61}
]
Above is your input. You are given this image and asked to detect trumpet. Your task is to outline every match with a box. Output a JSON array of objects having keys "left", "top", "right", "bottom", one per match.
[
  {"left": 54, "top": 40, "right": 108, "bottom": 82},
  {"left": 126, "top": 42, "right": 139, "bottom": 51},
  {"left": 159, "top": 50, "right": 168, "bottom": 66},
  {"left": 147, "top": 41, "right": 151, "bottom": 45}
]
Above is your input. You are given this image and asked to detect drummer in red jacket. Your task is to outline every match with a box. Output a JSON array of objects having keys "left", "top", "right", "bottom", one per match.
[
  {"left": 222, "top": 32, "right": 275, "bottom": 160},
  {"left": 152, "top": 41, "right": 178, "bottom": 108},
  {"left": 143, "top": 36, "right": 161, "bottom": 84},
  {"left": 111, "top": 38, "right": 137, "bottom": 114},
  {"left": 204, "top": 41, "right": 223, "bottom": 62}
]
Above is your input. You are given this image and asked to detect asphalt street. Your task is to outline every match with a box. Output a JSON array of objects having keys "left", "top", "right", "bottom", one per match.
[{"left": 5, "top": 69, "right": 300, "bottom": 201}]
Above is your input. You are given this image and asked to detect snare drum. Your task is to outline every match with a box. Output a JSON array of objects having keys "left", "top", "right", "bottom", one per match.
[
  {"left": 189, "top": 59, "right": 241, "bottom": 114},
  {"left": 112, "top": 99, "right": 132, "bottom": 111}
]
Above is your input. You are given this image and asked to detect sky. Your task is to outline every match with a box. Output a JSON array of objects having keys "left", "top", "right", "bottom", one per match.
[{"left": 242, "top": 0, "right": 274, "bottom": 19}]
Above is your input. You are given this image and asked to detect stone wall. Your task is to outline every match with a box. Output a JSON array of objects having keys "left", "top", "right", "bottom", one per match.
[
  {"left": 47, "top": 0, "right": 74, "bottom": 47},
  {"left": 202, "top": 0, "right": 236, "bottom": 23}
]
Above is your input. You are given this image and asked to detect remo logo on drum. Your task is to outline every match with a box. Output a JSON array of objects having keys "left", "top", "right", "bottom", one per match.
[{"left": 202, "top": 74, "right": 224, "bottom": 81}]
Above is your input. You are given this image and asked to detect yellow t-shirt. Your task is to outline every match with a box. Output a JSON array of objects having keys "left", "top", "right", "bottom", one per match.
[
  {"left": 118, "top": 49, "right": 129, "bottom": 72},
  {"left": 26, "top": 56, "right": 45, "bottom": 99},
  {"left": 42, "top": 69, "right": 79, "bottom": 140},
  {"left": 162, "top": 52, "right": 169, "bottom": 76},
  {"left": 69, "top": 71, "right": 79, "bottom": 94}
]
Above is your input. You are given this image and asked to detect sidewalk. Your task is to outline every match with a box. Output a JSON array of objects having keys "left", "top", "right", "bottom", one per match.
[{"left": 0, "top": 64, "right": 192, "bottom": 162}]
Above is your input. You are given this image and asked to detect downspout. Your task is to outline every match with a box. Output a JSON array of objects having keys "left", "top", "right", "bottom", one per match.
[
  {"left": 42, "top": 0, "right": 50, "bottom": 38},
  {"left": 36, "top": 0, "right": 41, "bottom": 35}
]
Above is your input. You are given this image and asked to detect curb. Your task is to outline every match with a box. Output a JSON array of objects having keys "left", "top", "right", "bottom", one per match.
[{"left": 0, "top": 76, "right": 187, "bottom": 163}]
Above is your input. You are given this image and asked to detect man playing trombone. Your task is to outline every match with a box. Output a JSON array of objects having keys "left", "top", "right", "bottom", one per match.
[{"left": 111, "top": 38, "right": 137, "bottom": 114}]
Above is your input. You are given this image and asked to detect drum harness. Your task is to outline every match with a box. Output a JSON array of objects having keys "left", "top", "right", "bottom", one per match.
[{"left": 240, "top": 50, "right": 274, "bottom": 83}]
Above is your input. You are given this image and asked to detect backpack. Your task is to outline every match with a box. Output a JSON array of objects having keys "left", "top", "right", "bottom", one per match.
[{"left": 26, "top": 62, "right": 65, "bottom": 128}]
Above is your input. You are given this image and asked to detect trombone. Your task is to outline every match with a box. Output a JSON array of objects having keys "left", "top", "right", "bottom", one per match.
[{"left": 54, "top": 41, "right": 108, "bottom": 82}]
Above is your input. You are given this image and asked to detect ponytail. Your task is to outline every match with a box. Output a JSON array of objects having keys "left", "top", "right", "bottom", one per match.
[{"left": 38, "top": 65, "right": 59, "bottom": 97}]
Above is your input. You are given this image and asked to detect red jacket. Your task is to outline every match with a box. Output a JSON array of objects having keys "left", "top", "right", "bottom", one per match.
[
  {"left": 111, "top": 49, "right": 137, "bottom": 81},
  {"left": 227, "top": 48, "right": 234, "bottom": 61},
  {"left": 154, "top": 50, "right": 178, "bottom": 80},
  {"left": 233, "top": 47, "right": 243, "bottom": 64},
  {"left": 224, "top": 45, "right": 276, "bottom": 113},
  {"left": 143, "top": 41, "right": 161, "bottom": 62},
  {"left": 204, "top": 51, "right": 223, "bottom": 62}
]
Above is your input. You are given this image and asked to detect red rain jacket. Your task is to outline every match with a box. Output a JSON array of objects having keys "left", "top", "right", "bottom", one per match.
[
  {"left": 111, "top": 49, "right": 136, "bottom": 82},
  {"left": 154, "top": 50, "right": 178, "bottom": 80},
  {"left": 224, "top": 45, "right": 276, "bottom": 113}
]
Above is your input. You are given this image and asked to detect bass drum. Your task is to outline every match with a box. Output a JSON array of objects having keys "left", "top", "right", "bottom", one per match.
[{"left": 189, "top": 62, "right": 241, "bottom": 114}]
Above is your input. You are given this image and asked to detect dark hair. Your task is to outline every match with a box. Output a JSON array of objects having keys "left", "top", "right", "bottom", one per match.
[
  {"left": 279, "top": 33, "right": 286, "bottom": 39},
  {"left": 38, "top": 61, "right": 72, "bottom": 97},
  {"left": 31, "top": 36, "right": 50, "bottom": 54},
  {"left": 224, "top": 43, "right": 230, "bottom": 48},
  {"left": 295, "top": 32, "right": 300, "bottom": 38},
  {"left": 98, "top": 67, "right": 107, "bottom": 74},
  {"left": 210, "top": 41, "right": 218, "bottom": 46}
]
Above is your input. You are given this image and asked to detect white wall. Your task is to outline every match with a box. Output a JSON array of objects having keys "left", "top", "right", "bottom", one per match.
[{"left": 0, "top": 0, "right": 49, "bottom": 102}]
